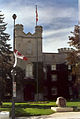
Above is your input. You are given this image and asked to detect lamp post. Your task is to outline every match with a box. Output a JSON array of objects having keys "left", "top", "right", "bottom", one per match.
[
  {"left": 12, "top": 14, "right": 17, "bottom": 119},
  {"left": 12, "top": 14, "right": 17, "bottom": 51}
]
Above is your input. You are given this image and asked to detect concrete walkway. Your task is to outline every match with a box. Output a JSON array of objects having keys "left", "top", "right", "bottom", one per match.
[{"left": 10, "top": 112, "right": 80, "bottom": 119}]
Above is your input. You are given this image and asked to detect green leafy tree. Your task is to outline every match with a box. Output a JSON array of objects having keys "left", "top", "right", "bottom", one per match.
[
  {"left": 67, "top": 25, "right": 80, "bottom": 98},
  {"left": 68, "top": 25, "right": 80, "bottom": 75}
]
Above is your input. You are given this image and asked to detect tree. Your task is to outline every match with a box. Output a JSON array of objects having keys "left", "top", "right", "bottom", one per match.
[
  {"left": 68, "top": 25, "right": 80, "bottom": 74},
  {"left": 6, "top": 66, "right": 25, "bottom": 101},
  {"left": 0, "top": 11, "right": 12, "bottom": 101},
  {"left": 67, "top": 25, "right": 80, "bottom": 99},
  {"left": 0, "top": 12, "right": 12, "bottom": 62}
]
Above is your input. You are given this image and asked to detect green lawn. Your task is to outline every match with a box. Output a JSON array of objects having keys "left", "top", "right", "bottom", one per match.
[
  {"left": 66, "top": 102, "right": 80, "bottom": 107},
  {"left": 0, "top": 101, "right": 80, "bottom": 117}
]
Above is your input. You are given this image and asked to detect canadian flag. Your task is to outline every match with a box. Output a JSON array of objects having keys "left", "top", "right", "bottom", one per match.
[
  {"left": 36, "top": 5, "right": 38, "bottom": 23},
  {"left": 13, "top": 49, "right": 28, "bottom": 67}
]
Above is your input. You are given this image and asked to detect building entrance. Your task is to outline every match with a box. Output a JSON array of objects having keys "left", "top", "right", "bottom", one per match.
[{"left": 24, "top": 84, "right": 35, "bottom": 101}]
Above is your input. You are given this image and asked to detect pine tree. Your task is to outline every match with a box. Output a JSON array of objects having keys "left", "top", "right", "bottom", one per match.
[
  {"left": 0, "top": 11, "right": 12, "bottom": 102},
  {"left": 0, "top": 12, "right": 12, "bottom": 62}
]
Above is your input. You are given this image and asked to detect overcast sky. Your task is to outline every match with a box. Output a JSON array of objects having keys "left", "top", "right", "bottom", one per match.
[{"left": 0, "top": 0, "right": 78, "bottom": 53}]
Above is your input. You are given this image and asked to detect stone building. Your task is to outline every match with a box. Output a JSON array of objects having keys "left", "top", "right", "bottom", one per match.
[{"left": 15, "top": 24, "right": 76, "bottom": 101}]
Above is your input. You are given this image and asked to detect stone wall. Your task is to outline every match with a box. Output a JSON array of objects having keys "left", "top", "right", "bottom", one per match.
[{"left": 15, "top": 24, "right": 43, "bottom": 70}]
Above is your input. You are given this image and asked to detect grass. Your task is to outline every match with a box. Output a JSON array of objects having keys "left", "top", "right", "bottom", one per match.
[
  {"left": 15, "top": 108, "right": 54, "bottom": 116},
  {"left": 0, "top": 101, "right": 80, "bottom": 117},
  {"left": 0, "top": 101, "right": 55, "bottom": 117},
  {"left": 66, "top": 102, "right": 80, "bottom": 107}
]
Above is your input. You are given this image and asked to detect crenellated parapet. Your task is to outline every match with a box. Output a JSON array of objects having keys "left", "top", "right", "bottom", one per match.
[
  {"left": 15, "top": 24, "right": 25, "bottom": 37},
  {"left": 35, "top": 26, "right": 43, "bottom": 37},
  {"left": 15, "top": 24, "right": 43, "bottom": 38},
  {"left": 58, "top": 48, "right": 74, "bottom": 53},
  {"left": 15, "top": 24, "right": 23, "bottom": 31},
  {"left": 15, "top": 24, "right": 43, "bottom": 64}
]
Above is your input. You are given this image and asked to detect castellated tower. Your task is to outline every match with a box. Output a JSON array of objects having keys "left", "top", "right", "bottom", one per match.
[
  {"left": 15, "top": 24, "right": 43, "bottom": 69},
  {"left": 35, "top": 26, "right": 43, "bottom": 37}
]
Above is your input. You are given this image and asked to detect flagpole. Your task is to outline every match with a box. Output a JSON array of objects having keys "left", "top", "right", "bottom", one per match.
[
  {"left": 36, "top": 5, "right": 39, "bottom": 100},
  {"left": 36, "top": 5, "right": 38, "bottom": 26},
  {"left": 12, "top": 14, "right": 17, "bottom": 119}
]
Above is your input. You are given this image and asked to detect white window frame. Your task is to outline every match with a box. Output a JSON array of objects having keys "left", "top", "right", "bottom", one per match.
[
  {"left": 51, "top": 64, "right": 56, "bottom": 70},
  {"left": 26, "top": 63, "right": 33, "bottom": 78},
  {"left": 51, "top": 74, "right": 57, "bottom": 81}
]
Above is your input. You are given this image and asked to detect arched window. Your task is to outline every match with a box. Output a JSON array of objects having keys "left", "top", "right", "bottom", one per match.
[{"left": 26, "top": 63, "right": 33, "bottom": 78}]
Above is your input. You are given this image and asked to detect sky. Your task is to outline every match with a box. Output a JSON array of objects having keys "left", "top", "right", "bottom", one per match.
[{"left": 0, "top": 0, "right": 78, "bottom": 53}]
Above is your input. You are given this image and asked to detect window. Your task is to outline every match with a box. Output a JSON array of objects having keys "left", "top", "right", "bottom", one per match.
[
  {"left": 68, "top": 75, "right": 72, "bottom": 81},
  {"left": 69, "top": 87, "right": 73, "bottom": 95},
  {"left": 51, "top": 74, "right": 57, "bottom": 81},
  {"left": 51, "top": 64, "right": 56, "bottom": 70},
  {"left": 26, "top": 63, "right": 33, "bottom": 77},
  {"left": 68, "top": 65, "right": 71, "bottom": 70},
  {"left": 51, "top": 87, "right": 57, "bottom": 96}
]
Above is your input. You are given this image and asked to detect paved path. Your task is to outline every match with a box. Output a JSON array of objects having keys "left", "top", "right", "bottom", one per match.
[{"left": 10, "top": 112, "right": 80, "bottom": 119}]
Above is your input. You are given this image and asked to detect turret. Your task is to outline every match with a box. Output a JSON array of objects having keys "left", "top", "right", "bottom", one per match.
[
  {"left": 15, "top": 24, "right": 24, "bottom": 36},
  {"left": 35, "top": 26, "right": 43, "bottom": 37},
  {"left": 58, "top": 48, "right": 74, "bottom": 53}
]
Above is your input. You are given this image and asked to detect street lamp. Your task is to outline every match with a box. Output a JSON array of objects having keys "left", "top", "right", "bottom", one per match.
[{"left": 11, "top": 14, "right": 17, "bottom": 119}]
